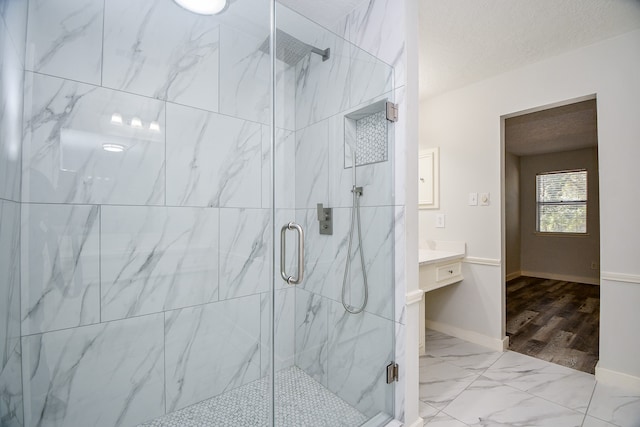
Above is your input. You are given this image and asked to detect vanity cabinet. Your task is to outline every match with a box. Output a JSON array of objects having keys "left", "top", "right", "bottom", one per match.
[{"left": 418, "top": 241, "right": 465, "bottom": 355}]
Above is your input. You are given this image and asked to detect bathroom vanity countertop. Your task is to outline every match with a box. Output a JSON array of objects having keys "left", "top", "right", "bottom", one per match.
[{"left": 419, "top": 249, "right": 465, "bottom": 265}]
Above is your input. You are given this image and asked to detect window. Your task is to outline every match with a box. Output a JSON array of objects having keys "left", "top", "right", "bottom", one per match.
[{"left": 536, "top": 169, "right": 587, "bottom": 233}]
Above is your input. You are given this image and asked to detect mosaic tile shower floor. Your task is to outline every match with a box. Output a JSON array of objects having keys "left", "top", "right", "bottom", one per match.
[{"left": 138, "top": 366, "right": 367, "bottom": 426}]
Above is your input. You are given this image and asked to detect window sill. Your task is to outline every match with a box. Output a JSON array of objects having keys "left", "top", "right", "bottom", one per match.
[{"left": 534, "top": 232, "right": 590, "bottom": 237}]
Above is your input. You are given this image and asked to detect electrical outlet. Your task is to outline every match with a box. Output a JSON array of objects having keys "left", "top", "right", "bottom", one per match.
[
  {"left": 468, "top": 193, "right": 478, "bottom": 206},
  {"left": 436, "top": 214, "right": 445, "bottom": 228},
  {"left": 480, "top": 192, "right": 490, "bottom": 206}
]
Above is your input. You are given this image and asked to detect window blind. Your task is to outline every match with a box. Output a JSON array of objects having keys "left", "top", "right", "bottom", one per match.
[{"left": 536, "top": 170, "right": 587, "bottom": 233}]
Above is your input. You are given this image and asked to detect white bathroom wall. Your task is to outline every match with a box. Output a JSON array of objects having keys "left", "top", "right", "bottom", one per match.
[{"left": 420, "top": 29, "right": 640, "bottom": 382}]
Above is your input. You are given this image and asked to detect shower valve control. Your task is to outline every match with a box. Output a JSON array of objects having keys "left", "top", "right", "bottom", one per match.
[{"left": 317, "top": 203, "right": 333, "bottom": 235}]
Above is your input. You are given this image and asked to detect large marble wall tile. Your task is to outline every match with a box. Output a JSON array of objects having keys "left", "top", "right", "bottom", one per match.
[
  {"left": 218, "top": 208, "right": 270, "bottom": 300},
  {"left": 218, "top": 23, "right": 270, "bottom": 124},
  {"left": 0, "top": 200, "right": 21, "bottom": 427},
  {"left": 22, "top": 314, "right": 165, "bottom": 427},
  {"left": 327, "top": 299, "right": 394, "bottom": 417},
  {"left": 295, "top": 289, "right": 328, "bottom": 386},
  {"left": 343, "top": 0, "right": 405, "bottom": 89},
  {"left": 296, "top": 207, "right": 348, "bottom": 300},
  {"left": 102, "top": 0, "right": 219, "bottom": 112},
  {"left": 260, "top": 288, "right": 295, "bottom": 376},
  {"left": 262, "top": 127, "right": 295, "bottom": 209},
  {"left": 0, "top": 340, "right": 22, "bottom": 427},
  {"left": 22, "top": 72, "right": 165, "bottom": 205},
  {"left": 328, "top": 97, "right": 395, "bottom": 209},
  {"left": 0, "top": 0, "right": 28, "bottom": 67},
  {"left": 101, "top": 205, "right": 219, "bottom": 321},
  {"left": 295, "top": 31, "right": 350, "bottom": 130},
  {"left": 295, "top": 118, "right": 330, "bottom": 209},
  {"left": 349, "top": 45, "right": 394, "bottom": 108},
  {"left": 392, "top": 87, "right": 406, "bottom": 207},
  {"left": 0, "top": 17, "right": 24, "bottom": 202},
  {"left": 26, "top": 0, "right": 103, "bottom": 85},
  {"left": 0, "top": 200, "right": 20, "bottom": 365},
  {"left": 21, "top": 203, "right": 99, "bottom": 335},
  {"left": 394, "top": 206, "right": 406, "bottom": 324},
  {"left": 340, "top": 206, "right": 394, "bottom": 321},
  {"left": 166, "top": 103, "right": 262, "bottom": 208},
  {"left": 165, "top": 296, "right": 261, "bottom": 412}
]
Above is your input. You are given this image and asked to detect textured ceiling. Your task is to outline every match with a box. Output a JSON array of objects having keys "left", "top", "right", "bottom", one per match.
[
  {"left": 505, "top": 99, "right": 598, "bottom": 156},
  {"left": 420, "top": 0, "right": 640, "bottom": 99}
]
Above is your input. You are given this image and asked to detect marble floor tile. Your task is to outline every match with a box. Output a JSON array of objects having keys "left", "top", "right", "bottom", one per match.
[
  {"left": 424, "top": 330, "right": 503, "bottom": 372},
  {"left": 419, "top": 401, "right": 440, "bottom": 424},
  {"left": 581, "top": 416, "right": 617, "bottom": 427},
  {"left": 483, "top": 350, "right": 596, "bottom": 413},
  {"left": 420, "top": 330, "right": 640, "bottom": 427},
  {"left": 419, "top": 356, "right": 479, "bottom": 409},
  {"left": 442, "top": 376, "right": 585, "bottom": 426},
  {"left": 587, "top": 382, "right": 640, "bottom": 427},
  {"left": 424, "top": 412, "right": 468, "bottom": 427}
]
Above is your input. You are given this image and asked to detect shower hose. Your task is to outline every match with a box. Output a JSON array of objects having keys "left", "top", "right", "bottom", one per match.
[{"left": 341, "top": 168, "right": 369, "bottom": 314}]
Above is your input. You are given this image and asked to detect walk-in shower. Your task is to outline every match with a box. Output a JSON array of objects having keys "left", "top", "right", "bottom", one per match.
[{"left": 0, "top": 0, "right": 397, "bottom": 425}]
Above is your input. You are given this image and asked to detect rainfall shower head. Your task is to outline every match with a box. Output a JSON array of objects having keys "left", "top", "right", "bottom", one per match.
[{"left": 259, "top": 29, "right": 330, "bottom": 66}]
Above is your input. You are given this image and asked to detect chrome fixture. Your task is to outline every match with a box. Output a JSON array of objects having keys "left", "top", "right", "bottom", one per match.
[
  {"left": 341, "top": 151, "right": 368, "bottom": 314},
  {"left": 316, "top": 203, "right": 333, "bottom": 235},
  {"left": 259, "top": 29, "right": 330, "bottom": 66},
  {"left": 173, "top": 0, "right": 228, "bottom": 15},
  {"left": 280, "top": 222, "right": 304, "bottom": 285}
]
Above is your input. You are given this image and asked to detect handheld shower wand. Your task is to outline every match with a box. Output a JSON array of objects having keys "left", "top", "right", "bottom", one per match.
[{"left": 341, "top": 149, "right": 369, "bottom": 314}]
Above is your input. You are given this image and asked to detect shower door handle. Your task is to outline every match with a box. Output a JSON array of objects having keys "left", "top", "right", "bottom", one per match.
[{"left": 280, "top": 222, "right": 304, "bottom": 285}]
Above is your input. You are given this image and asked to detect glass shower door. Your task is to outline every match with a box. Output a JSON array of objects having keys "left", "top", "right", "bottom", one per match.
[{"left": 271, "top": 2, "right": 397, "bottom": 425}]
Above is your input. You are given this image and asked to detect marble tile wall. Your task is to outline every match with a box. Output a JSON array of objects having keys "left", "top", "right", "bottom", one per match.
[
  {"left": 1, "top": 1, "right": 26, "bottom": 425},
  {"left": 15, "top": 0, "right": 291, "bottom": 425},
  {"left": 0, "top": 200, "right": 22, "bottom": 427},
  {"left": 5, "top": 0, "right": 405, "bottom": 425}
]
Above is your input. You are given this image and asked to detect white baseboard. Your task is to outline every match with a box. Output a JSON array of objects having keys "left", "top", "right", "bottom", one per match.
[
  {"left": 506, "top": 271, "right": 521, "bottom": 281},
  {"left": 425, "top": 319, "right": 508, "bottom": 352},
  {"left": 520, "top": 270, "right": 599, "bottom": 286},
  {"left": 595, "top": 363, "right": 640, "bottom": 391}
]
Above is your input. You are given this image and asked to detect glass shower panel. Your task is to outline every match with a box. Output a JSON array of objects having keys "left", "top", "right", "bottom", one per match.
[
  {"left": 273, "top": 3, "right": 396, "bottom": 425},
  {"left": 13, "top": 0, "right": 273, "bottom": 425}
]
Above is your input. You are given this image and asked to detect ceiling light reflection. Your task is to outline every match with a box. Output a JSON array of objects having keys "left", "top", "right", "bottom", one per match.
[{"left": 102, "top": 143, "right": 125, "bottom": 153}]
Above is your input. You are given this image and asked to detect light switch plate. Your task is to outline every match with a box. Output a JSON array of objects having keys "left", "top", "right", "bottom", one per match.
[
  {"left": 468, "top": 193, "right": 478, "bottom": 206},
  {"left": 480, "top": 192, "right": 490, "bottom": 206},
  {"left": 436, "top": 214, "right": 445, "bottom": 228}
]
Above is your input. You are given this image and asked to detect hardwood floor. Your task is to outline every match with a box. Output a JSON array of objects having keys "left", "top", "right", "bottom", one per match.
[{"left": 506, "top": 276, "right": 600, "bottom": 374}]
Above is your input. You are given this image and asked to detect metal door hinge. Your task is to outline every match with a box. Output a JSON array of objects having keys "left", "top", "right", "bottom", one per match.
[
  {"left": 386, "top": 102, "right": 398, "bottom": 122},
  {"left": 386, "top": 362, "right": 399, "bottom": 384}
]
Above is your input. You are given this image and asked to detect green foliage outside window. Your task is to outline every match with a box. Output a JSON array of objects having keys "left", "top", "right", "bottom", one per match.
[{"left": 536, "top": 170, "right": 587, "bottom": 233}]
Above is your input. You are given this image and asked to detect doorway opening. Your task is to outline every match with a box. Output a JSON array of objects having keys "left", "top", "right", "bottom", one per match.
[{"left": 502, "top": 96, "right": 600, "bottom": 374}]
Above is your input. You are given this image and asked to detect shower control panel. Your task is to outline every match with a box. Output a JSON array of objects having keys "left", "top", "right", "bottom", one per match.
[{"left": 316, "top": 203, "right": 333, "bottom": 235}]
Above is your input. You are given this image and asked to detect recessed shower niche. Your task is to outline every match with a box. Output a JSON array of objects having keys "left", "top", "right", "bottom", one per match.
[{"left": 344, "top": 99, "right": 395, "bottom": 168}]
